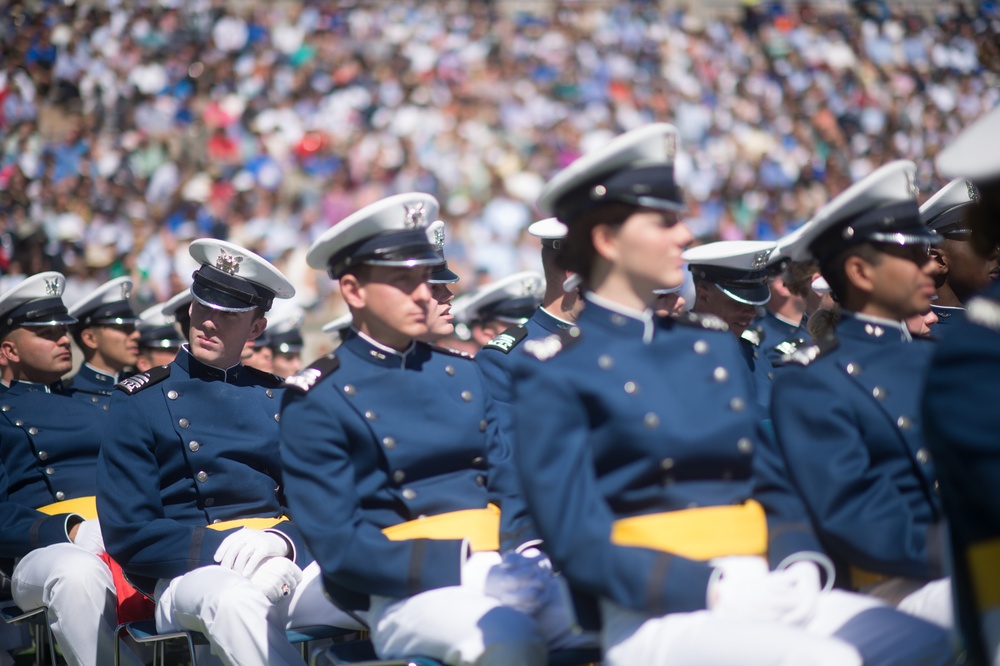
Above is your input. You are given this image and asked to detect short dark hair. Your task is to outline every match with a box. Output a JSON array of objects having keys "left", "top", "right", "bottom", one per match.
[
  {"left": 555, "top": 204, "right": 637, "bottom": 286},
  {"left": 819, "top": 242, "right": 883, "bottom": 304},
  {"left": 783, "top": 260, "right": 820, "bottom": 299}
]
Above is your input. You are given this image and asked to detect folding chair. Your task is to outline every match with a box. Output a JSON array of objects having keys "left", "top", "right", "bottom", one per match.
[{"left": 0, "top": 605, "right": 57, "bottom": 666}]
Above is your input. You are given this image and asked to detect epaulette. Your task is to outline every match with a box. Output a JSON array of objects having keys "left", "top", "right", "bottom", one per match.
[
  {"left": 967, "top": 295, "right": 1000, "bottom": 332},
  {"left": 740, "top": 326, "right": 764, "bottom": 347},
  {"left": 775, "top": 335, "right": 839, "bottom": 367},
  {"left": 481, "top": 324, "right": 528, "bottom": 355},
  {"left": 115, "top": 364, "right": 171, "bottom": 395},
  {"left": 522, "top": 326, "right": 581, "bottom": 362},
  {"left": 284, "top": 353, "right": 340, "bottom": 393},
  {"left": 673, "top": 311, "right": 729, "bottom": 332},
  {"left": 427, "top": 344, "right": 474, "bottom": 360},
  {"left": 242, "top": 364, "right": 285, "bottom": 387}
]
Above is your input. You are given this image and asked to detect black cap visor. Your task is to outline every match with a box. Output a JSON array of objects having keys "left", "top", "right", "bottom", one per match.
[{"left": 191, "top": 265, "right": 276, "bottom": 313}]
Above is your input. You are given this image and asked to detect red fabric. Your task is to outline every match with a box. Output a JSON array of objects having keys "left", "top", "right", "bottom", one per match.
[{"left": 100, "top": 553, "right": 155, "bottom": 624}]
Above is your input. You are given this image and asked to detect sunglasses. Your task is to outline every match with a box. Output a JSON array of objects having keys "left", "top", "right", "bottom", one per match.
[{"left": 875, "top": 242, "right": 932, "bottom": 266}]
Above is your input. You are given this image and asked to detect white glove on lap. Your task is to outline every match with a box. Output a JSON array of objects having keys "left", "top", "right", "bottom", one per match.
[
  {"left": 213, "top": 529, "right": 289, "bottom": 577},
  {"left": 461, "top": 550, "right": 502, "bottom": 593},
  {"left": 72, "top": 519, "right": 105, "bottom": 556},
  {"left": 484, "top": 550, "right": 553, "bottom": 616},
  {"left": 708, "top": 556, "right": 820, "bottom": 627},
  {"left": 249, "top": 557, "right": 302, "bottom": 604}
]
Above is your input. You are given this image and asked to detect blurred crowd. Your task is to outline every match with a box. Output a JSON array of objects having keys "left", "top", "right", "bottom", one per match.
[{"left": 0, "top": 0, "right": 997, "bottom": 325}]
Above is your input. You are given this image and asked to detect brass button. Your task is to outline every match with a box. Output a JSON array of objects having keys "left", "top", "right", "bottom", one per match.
[
  {"left": 189, "top": 441, "right": 200, "bottom": 452},
  {"left": 846, "top": 363, "right": 861, "bottom": 376},
  {"left": 713, "top": 367, "right": 728, "bottom": 382},
  {"left": 476, "top": 475, "right": 486, "bottom": 486},
  {"left": 365, "top": 410, "right": 377, "bottom": 421},
  {"left": 274, "top": 413, "right": 280, "bottom": 423},
  {"left": 91, "top": 396, "right": 99, "bottom": 403},
  {"left": 644, "top": 412, "right": 660, "bottom": 429},
  {"left": 196, "top": 471, "right": 208, "bottom": 483},
  {"left": 14, "top": 419, "right": 22, "bottom": 426},
  {"left": 178, "top": 418, "right": 190, "bottom": 429},
  {"left": 568, "top": 326, "right": 581, "bottom": 338},
  {"left": 38, "top": 451, "right": 48, "bottom": 461},
  {"left": 28, "top": 427, "right": 38, "bottom": 435},
  {"left": 55, "top": 491, "right": 65, "bottom": 501},
  {"left": 168, "top": 390, "right": 179, "bottom": 400},
  {"left": 694, "top": 340, "right": 709, "bottom": 354},
  {"left": 872, "top": 387, "right": 886, "bottom": 401},
  {"left": 461, "top": 390, "right": 473, "bottom": 402},
  {"left": 205, "top": 497, "right": 215, "bottom": 507},
  {"left": 916, "top": 448, "right": 931, "bottom": 465},
  {"left": 445, "top": 365, "right": 456, "bottom": 376},
  {"left": 393, "top": 470, "right": 406, "bottom": 483},
  {"left": 624, "top": 381, "right": 637, "bottom": 395},
  {"left": 212, "top": 519, "right": 222, "bottom": 524},
  {"left": 897, "top": 416, "right": 912, "bottom": 430},
  {"left": 45, "top": 467, "right": 54, "bottom": 475},
  {"left": 402, "top": 488, "right": 416, "bottom": 500},
  {"left": 933, "top": 480, "right": 940, "bottom": 495},
  {"left": 103, "top": 405, "right": 109, "bottom": 411},
  {"left": 660, "top": 458, "right": 675, "bottom": 470},
  {"left": 737, "top": 438, "right": 753, "bottom": 454},
  {"left": 0, "top": 405, "right": 8, "bottom": 412},
  {"left": 344, "top": 384, "right": 356, "bottom": 396},
  {"left": 729, "top": 397, "right": 745, "bottom": 412},
  {"left": 266, "top": 389, "right": 274, "bottom": 398},
  {"left": 598, "top": 355, "right": 613, "bottom": 370},
  {"left": 479, "top": 420, "right": 488, "bottom": 432},
  {"left": 382, "top": 437, "right": 396, "bottom": 449}
]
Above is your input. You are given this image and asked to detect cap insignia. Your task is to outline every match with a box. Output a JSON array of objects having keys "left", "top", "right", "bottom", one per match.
[
  {"left": 751, "top": 249, "right": 773, "bottom": 269},
  {"left": 44, "top": 278, "right": 60, "bottom": 296},
  {"left": 432, "top": 224, "right": 445, "bottom": 251},
  {"left": 664, "top": 132, "right": 677, "bottom": 161},
  {"left": 906, "top": 170, "right": 918, "bottom": 199},
  {"left": 216, "top": 249, "right": 243, "bottom": 276},
  {"left": 967, "top": 181, "right": 978, "bottom": 201},
  {"left": 120, "top": 282, "right": 132, "bottom": 300},
  {"left": 404, "top": 203, "right": 428, "bottom": 229}
]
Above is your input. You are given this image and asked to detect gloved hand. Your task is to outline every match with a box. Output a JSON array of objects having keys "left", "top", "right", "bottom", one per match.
[
  {"left": 708, "top": 556, "right": 820, "bottom": 627},
  {"left": 72, "top": 519, "right": 105, "bottom": 555},
  {"left": 249, "top": 556, "right": 302, "bottom": 605},
  {"left": 484, "top": 550, "right": 554, "bottom": 616},
  {"left": 213, "top": 529, "right": 290, "bottom": 577},
  {"left": 461, "top": 550, "right": 502, "bottom": 593}
]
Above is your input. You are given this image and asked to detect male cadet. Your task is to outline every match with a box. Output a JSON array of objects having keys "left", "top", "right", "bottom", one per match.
[
  {"left": 770, "top": 160, "right": 952, "bottom": 628},
  {"left": 922, "top": 178, "right": 1000, "bottom": 329},
  {"left": 0, "top": 272, "right": 142, "bottom": 666},
  {"left": 476, "top": 218, "right": 582, "bottom": 431},
  {"left": 416, "top": 219, "right": 462, "bottom": 345},
  {"left": 280, "top": 192, "right": 583, "bottom": 666},
  {"left": 66, "top": 276, "right": 140, "bottom": 407},
  {"left": 923, "top": 106, "right": 1000, "bottom": 666},
  {"left": 265, "top": 301, "right": 307, "bottom": 378},
  {"left": 456, "top": 272, "right": 545, "bottom": 351},
  {"left": 134, "top": 300, "right": 186, "bottom": 372},
  {"left": 97, "top": 240, "right": 359, "bottom": 666},
  {"left": 682, "top": 239, "right": 778, "bottom": 411}
]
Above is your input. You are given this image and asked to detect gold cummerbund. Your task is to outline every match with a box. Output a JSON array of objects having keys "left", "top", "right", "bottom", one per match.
[
  {"left": 206, "top": 517, "right": 289, "bottom": 531},
  {"left": 382, "top": 504, "right": 501, "bottom": 552},
  {"left": 968, "top": 536, "right": 1000, "bottom": 612},
  {"left": 37, "top": 496, "right": 98, "bottom": 520},
  {"left": 611, "top": 500, "right": 767, "bottom": 560}
]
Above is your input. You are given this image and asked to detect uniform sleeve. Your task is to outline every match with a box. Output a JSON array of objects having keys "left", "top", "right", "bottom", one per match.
[
  {"left": 476, "top": 349, "right": 516, "bottom": 434},
  {"left": 279, "top": 387, "right": 463, "bottom": 608},
  {"left": 771, "top": 367, "right": 937, "bottom": 578},
  {"left": 511, "top": 357, "right": 713, "bottom": 616},
  {"left": 0, "top": 459, "right": 73, "bottom": 558},
  {"left": 97, "top": 392, "right": 232, "bottom": 581}
]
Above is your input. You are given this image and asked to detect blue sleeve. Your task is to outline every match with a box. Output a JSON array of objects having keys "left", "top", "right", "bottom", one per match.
[
  {"left": 97, "top": 392, "right": 233, "bottom": 581},
  {"left": 771, "top": 367, "right": 935, "bottom": 578},
  {"left": 476, "top": 349, "right": 515, "bottom": 434},
  {"left": 279, "top": 387, "right": 463, "bottom": 607},
  {"left": 512, "top": 357, "right": 713, "bottom": 616},
  {"left": 0, "top": 460, "right": 72, "bottom": 558}
]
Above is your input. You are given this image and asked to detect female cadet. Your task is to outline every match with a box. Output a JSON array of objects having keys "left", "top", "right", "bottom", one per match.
[{"left": 509, "top": 123, "right": 954, "bottom": 666}]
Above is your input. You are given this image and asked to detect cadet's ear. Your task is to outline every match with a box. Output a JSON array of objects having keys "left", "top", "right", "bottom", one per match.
[
  {"left": 0, "top": 338, "right": 19, "bottom": 366},
  {"left": 930, "top": 246, "right": 948, "bottom": 275},
  {"left": 248, "top": 315, "right": 267, "bottom": 341},
  {"left": 79, "top": 327, "right": 99, "bottom": 351},
  {"left": 842, "top": 255, "right": 876, "bottom": 296},
  {"left": 340, "top": 273, "right": 366, "bottom": 310},
  {"left": 591, "top": 223, "right": 621, "bottom": 265}
]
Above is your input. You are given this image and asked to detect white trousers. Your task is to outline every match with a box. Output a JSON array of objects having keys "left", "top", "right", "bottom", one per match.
[
  {"left": 11, "top": 543, "right": 143, "bottom": 666},
  {"left": 601, "top": 586, "right": 958, "bottom": 666},
  {"left": 155, "top": 561, "right": 364, "bottom": 666},
  {"left": 897, "top": 577, "right": 954, "bottom": 629}
]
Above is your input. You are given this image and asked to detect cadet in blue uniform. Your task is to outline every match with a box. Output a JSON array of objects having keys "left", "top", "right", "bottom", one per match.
[
  {"left": 0, "top": 272, "right": 143, "bottom": 666},
  {"left": 511, "top": 124, "right": 953, "bottom": 666},
  {"left": 280, "top": 192, "right": 585, "bottom": 666},
  {"left": 66, "top": 277, "right": 140, "bottom": 408},
  {"left": 476, "top": 218, "right": 582, "bottom": 433},
  {"left": 683, "top": 240, "right": 778, "bottom": 412},
  {"left": 771, "top": 161, "right": 953, "bottom": 629},
  {"left": 134, "top": 300, "right": 186, "bottom": 372},
  {"left": 921, "top": 178, "right": 999, "bottom": 329},
  {"left": 923, "top": 106, "right": 1000, "bottom": 666},
  {"left": 455, "top": 271, "right": 545, "bottom": 351},
  {"left": 417, "top": 219, "right": 463, "bottom": 345},
  {"left": 264, "top": 300, "right": 307, "bottom": 378},
  {"left": 97, "top": 240, "right": 358, "bottom": 666}
]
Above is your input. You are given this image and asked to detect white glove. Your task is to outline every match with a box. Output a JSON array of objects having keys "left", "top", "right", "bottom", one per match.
[
  {"left": 249, "top": 556, "right": 302, "bottom": 604},
  {"left": 461, "top": 550, "right": 502, "bottom": 593},
  {"left": 213, "top": 529, "right": 290, "bottom": 577},
  {"left": 72, "top": 519, "right": 106, "bottom": 555},
  {"left": 484, "top": 550, "right": 554, "bottom": 616},
  {"left": 708, "top": 556, "right": 820, "bottom": 627}
]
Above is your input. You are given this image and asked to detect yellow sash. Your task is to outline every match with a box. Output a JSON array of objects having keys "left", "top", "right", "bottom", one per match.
[
  {"left": 968, "top": 537, "right": 1000, "bottom": 612},
  {"left": 381, "top": 505, "right": 500, "bottom": 552},
  {"left": 610, "top": 500, "right": 767, "bottom": 560},
  {"left": 848, "top": 566, "right": 891, "bottom": 590},
  {"left": 37, "top": 496, "right": 98, "bottom": 520},
  {"left": 207, "top": 517, "right": 289, "bottom": 531}
]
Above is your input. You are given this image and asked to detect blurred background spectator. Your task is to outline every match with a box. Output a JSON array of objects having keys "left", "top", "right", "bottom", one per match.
[{"left": 0, "top": 0, "right": 996, "bottom": 356}]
